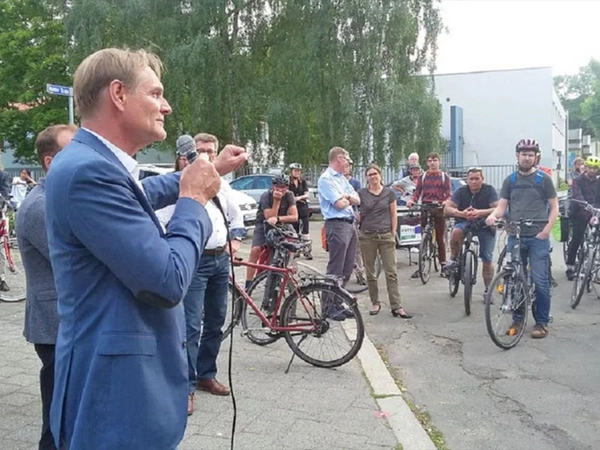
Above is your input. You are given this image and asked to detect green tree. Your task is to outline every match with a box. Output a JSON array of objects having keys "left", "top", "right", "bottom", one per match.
[
  {"left": 55, "top": 0, "right": 444, "bottom": 168},
  {"left": 554, "top": 59, "right": 600, "bottom": 137},
  {"left": 0, "top": 0, "right": 71, "bottom": 163}
]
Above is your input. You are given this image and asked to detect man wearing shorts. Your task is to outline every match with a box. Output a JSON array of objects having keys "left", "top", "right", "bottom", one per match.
[{"left": 444, "top": 167, "right": 499, "bottom": 292}]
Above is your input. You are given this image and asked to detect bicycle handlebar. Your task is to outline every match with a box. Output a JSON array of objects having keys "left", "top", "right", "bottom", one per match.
[
  {"left": 492, "top": 218, "right": 548, "bottom": 229},
  {"left": 571, "top": 199, "right": 600, "bottom": 216}
]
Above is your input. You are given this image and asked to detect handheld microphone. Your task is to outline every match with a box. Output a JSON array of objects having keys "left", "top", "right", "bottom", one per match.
[
  {"left": 177, "top": 134, "right": 222, "bottom": 210},
  {"left": 176, "top": 134, "right": 198, "bottom": 163}
]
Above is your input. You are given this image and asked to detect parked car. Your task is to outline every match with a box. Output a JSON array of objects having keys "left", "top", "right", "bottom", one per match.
[
  {"left": 229, "top": 173, "right": 321, "bottom": 215},
  {"left": 388, "top": 176, "right": 466, "bottom": 206},
  {"left": 138, "top": 164, "right": 259, "bottom": 231}
]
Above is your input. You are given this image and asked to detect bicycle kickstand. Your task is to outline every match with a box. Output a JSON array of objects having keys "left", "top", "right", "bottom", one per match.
[{"left": 284, "top": 334, "right": 308, "bottom": 374}]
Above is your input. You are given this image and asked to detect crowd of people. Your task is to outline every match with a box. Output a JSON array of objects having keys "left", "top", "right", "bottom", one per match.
[{"left": 10, "top": 46, "right": 588, "bottom": 450}]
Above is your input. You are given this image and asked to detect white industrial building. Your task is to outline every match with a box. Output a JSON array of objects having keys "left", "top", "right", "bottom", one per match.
[{"left": 433, "top": 67, "right": 567, "bottom": 183}]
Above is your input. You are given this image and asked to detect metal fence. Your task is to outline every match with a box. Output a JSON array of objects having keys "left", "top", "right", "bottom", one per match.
[{"left": 238, "top": 163, "right": 516, "bottom": 190}]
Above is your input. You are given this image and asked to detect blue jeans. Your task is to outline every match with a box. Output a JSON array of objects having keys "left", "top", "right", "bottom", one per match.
[
  {"left": 507, "top": 235, "right": 551, "bottom": 325},
  {"left": 183, "top": 252, "right": 229, "bottom": 393},
  {"left": 453, "top": 221, "right": 496, "bottom": 262}
]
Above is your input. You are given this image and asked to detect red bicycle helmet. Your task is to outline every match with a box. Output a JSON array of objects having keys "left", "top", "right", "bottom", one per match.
[{"left": 515, "top": 138, "right": 540, "bottom": 153}]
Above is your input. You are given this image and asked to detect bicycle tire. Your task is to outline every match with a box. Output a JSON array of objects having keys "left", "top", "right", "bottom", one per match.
[
  {"left": 0, "top": 236, "right": 26, "bottom": 303},
  {"left": 571, "top": 246, "right": 595, "bottom": 309},
  {"left": 419, "top": 233, "right": 433, "bottom": 284},
  {"left": 280, "top": 283, "right": 364, "bottom": 368},
  {"left": 241, "top": 271, "right": 291, "bottom": 345},
  {"left": 463, "top": 251, "right": 474, "bottom": 316},
  {"left": 495, "top": 245, "right": 507, "bottom": 274},
  {"left": 448, "top": 249, "right": 460, "bottom": 297},
  {"left": 485, "top": 269, "right": 529, "bottom": 350},
  {"left": 221, "top": 282, "right": 243, "bottom": 341},
  {"left": 448, "top": 268, "right": 460, "bottom": 297}
]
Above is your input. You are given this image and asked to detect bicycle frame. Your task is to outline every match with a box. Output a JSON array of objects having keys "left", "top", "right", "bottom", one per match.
[{"left": 232, "top": 258, "right": 339, "bottom": 333}]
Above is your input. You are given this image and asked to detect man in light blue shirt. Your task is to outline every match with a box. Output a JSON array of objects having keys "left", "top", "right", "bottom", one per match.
[{"left": 318, "top": 147, "right": 360, "bottom": 293}]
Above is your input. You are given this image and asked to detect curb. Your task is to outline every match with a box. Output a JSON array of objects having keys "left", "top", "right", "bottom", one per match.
[{"left": 356, "top": 335, "right": 437, "bottom": 450}]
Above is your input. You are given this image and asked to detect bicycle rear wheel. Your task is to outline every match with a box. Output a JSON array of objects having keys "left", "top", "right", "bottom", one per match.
[
  {"left": 0, "top": 236, "right": 26, "bottom": 303},
  {"left": 463, "top": 251, "right": 475, "bottom": 316},
  {"left": 419, "top": 233, "right": 433, "bottom": 284},
  {"left": 448, "top": 251, "right": 460, "bottom": 297},
  {"left": 241, "top": 271, "right": 292, "bottom": 345},
  {"left": 280, "top": 284, "right": 364, "bottom": 368},
  {"left": 571, "top": 246, "right": 595, "bottom": 309},
  {"left": 485, "top": 270, "right": 529, "bottom": 350},
  {"left": 221, "top": 282, "right": 243, "bottom": 341}
]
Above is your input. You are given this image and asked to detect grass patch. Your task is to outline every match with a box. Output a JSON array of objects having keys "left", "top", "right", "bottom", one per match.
[
  {"left": 374, "top": 344, "right": 451, "bottom": 450},
  {"left": 394, "top": 444, "right": 404, "bottom": 450}
]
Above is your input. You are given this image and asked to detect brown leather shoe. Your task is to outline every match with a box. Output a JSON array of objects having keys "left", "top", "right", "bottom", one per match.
[
  {"left": 196, "top": 378, "right": 231, "bottom": 396},
  {"left": 187, "top": 393, "right": 194, "bottom": 416}
]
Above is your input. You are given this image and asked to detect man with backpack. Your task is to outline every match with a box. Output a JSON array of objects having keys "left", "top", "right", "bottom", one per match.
[
  {"left": 407, "top": 152, "right": 452, "bottom": 276},
  {"left": 486, "top": 139, "right": 558, "bottom": 339}
]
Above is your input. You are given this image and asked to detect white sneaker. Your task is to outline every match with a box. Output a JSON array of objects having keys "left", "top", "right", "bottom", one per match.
[{"left": 410, "top": 247, "right": 419, "bottom": 254}]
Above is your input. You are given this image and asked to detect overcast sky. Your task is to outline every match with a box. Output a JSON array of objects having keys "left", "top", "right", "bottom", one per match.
[{"left": 435, "top": 0, "right": 600, "bottom": 76}]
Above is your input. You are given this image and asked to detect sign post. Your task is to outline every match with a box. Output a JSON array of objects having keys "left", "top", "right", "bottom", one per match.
[{"left": 46, "top": 83, "right": 74, "bottom": 124}]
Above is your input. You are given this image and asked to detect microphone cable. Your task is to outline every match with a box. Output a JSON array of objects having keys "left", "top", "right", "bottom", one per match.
[{"left": 211, "top": 196, "right": 238, "bottom": 450}]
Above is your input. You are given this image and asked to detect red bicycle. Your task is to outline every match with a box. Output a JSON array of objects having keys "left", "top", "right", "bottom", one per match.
[
  {"left": 0, "top": 198, "right": 26, "bottom": 303},
  {"left": 223, "top": 239, "right": 365, "bottom": 369}
]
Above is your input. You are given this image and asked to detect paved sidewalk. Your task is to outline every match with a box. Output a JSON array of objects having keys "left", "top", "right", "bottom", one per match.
[{"left": 0, "top": 300, "right": 398, "bottom": 450}]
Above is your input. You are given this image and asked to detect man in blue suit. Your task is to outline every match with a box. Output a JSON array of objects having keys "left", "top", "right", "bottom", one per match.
[
  {"left": 18, "top": 123, "right": 76, "bottom": 450},
  {"left": 45, "top": 48, "right": 247, "bottom": 450}
]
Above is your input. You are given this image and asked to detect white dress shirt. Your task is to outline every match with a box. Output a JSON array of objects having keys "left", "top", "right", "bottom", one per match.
[{"left": 155, "top": 178, "right": 244, "bottom": 250}]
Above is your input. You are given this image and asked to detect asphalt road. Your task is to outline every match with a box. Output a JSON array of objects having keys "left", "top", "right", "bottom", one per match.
[{"left": 296, "top": 223, "right": 600, "bottom": 450}]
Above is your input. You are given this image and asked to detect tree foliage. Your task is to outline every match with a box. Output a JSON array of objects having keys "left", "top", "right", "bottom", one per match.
[
  {"left": 51, "top": 0, "right": 444, "bottom": 168},
  {"left": 0, "top": 0, "right": 71, "bottom": 163},
  {"left": 554, "top": 59, "right": 600, "bottom": 138}
]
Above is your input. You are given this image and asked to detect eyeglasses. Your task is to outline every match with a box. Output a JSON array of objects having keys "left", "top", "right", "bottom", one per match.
[{"left": 467, "top": 166, "right": 483, "bottom": 174}]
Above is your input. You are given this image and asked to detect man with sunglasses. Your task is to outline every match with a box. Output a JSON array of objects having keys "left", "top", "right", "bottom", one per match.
[{"left": 444, "top": 167, "right": 499, "bottom": 291}]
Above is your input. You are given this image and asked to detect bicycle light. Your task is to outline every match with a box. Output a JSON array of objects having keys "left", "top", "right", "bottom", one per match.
[{"left": 590, "top": 216, "right": 599, "bottom": 226}]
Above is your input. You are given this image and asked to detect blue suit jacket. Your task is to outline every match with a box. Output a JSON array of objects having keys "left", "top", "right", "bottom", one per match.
[{"left": 46, "top": 129, "right": 212, "bottom": 450}]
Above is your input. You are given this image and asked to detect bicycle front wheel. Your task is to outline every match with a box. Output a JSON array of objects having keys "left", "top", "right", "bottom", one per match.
[
  {"left": 221, "top": 282, "right": 243, "bottom": 341},
  {"left": 571, "top": 246, "right": 595, "bottom": 309},
  {"left": 463, "top": 251, "right": 474, "bottom": 316},
  {"left": 241, "top": 271, "right": 292, "bottom": 345},
  {"left": 485, "top": 269, "right": 529, "bottom": 350},
  {"left": 0, "top": 236, "right": 26, "bottom": 303},
  {"left": 280, "top": 284, "right": 364, "bottom": 368},
  {"left": 419, "top": 233, "right": 433, "bottom": 284}
]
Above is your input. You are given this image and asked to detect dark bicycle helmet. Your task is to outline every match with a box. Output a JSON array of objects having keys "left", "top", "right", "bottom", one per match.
[
  {"left": 272, "top": 175, "right": 288, "bottom": 186},
  {"left": 265, "top": 228, "right": 284, "bottom": 247},
  {"left": 289, "top": 163, "right": 302, "bottom": 170},
  {"left": 515, "top": 138, "right": 540, "bottom": 153}
]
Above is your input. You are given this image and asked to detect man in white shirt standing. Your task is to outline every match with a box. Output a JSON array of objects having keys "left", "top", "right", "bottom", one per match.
[{"left": 156, "top": 133, "right": 245, "bottom": 416}]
